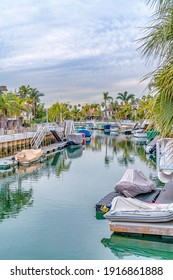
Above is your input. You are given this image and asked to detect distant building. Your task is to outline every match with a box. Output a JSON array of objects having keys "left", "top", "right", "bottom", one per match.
[{"left": 0, "top": 86, "right": 8, "bottom": 95}]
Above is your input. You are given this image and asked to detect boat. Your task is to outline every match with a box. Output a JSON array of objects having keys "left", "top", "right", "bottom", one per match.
[
  {"left": 77, "top": 129, "right": 91, "bottom": 142},
  {"left": 67, "top": 133, "right": 83, "bottom": 148},
  {"left": 147, "top": 130, "right": 160, "bottom": 142},
  {"left": 110, "top": 125, "right": 120, "bottom": 133},
  {"left": 104, "top": 196, "right": 173, "bottom": 223},
  {"left": 0, "top": 161, "right": 11, "bottom": 170},
  {"left": 104, "top": 124, "right": 111, "bottom": 133},
  {"left": 133, "top": 129, "right": 147, "bottom": 138},
  {"left": 0, "top": 157, "right": 18, "bottom": 170},
  {"left": 145, "top": 137, "right": 157, "bottom": 154},
  {"left": 15, "top": 149, "right": 44, "bottom": 166},
  {"left": 114, "top": 169, "right": 156, "bottom": 198}
]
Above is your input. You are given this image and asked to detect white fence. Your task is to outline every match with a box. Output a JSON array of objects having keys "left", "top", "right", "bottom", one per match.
[{"left": 0, "top": 132, "right": 35, "bottom": 143}]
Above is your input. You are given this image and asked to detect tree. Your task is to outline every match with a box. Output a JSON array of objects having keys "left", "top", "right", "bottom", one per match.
[
  {"left": 29, "top": 88, "right": 44, "bottom": 118},
  {"left": 18, "top": 85, "right": 32, "bottom": 98},
  {"left": 103, "top": 92, "right": 113, "bottom": 119},
  {"left": 139, "top": 0, "right": 173, "bottom": 136},
  {"left": 116, "top": 91, "right": 135, "bottom": 104},
  {"left": 0, "top": 93, "right": 28, "bottom": 117}
]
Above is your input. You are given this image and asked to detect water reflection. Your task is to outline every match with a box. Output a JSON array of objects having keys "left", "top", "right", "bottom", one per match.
[
  {"left": 0, "top": 181, "right": 33, "bottom": 221},
  {"left": 101, "top": 233, "right": 173, "bottom": 260},
  {"left": 67, "top": 146, "right": 83, "bottom": 159},
  {"left": 0, "top": 150, "right": 71, "bottom": 221},
  {"left": 86, "top": 131, "right": 159, "bottom": 171}
]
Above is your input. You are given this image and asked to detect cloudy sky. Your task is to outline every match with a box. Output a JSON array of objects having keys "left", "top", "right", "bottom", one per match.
[{"left": 0, "top": 0, "right": 155, "bottom": 106}]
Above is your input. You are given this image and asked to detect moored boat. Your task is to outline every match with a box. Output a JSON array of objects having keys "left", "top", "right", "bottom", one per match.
[
  {"left": 0, "top": 157, "right": 18, "bottom": 170},
  {"left": 77, "top": 129, "right": 91, "bottom": 142},
  {"left": 104, "top": 124, "right": 111, "bottom": 133},
  {"left": 133, "top": 129, "right": 147, "bottom": 138},
  {"left": 110, "top": 125, "right": 120, "bottom": 133},
  {"left": 67, "top": 133, "right": 83, "bottom": 148},
  {"left": 15, "top": 149, "right": 44, "bottom": 166},
  {"left": 104, "top": 196, "right": 173, "bottom": 223}
]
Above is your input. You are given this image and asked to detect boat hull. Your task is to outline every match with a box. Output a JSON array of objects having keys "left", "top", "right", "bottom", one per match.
[{"left": 104, "top": 210, "right": 173, "bottom": 223}]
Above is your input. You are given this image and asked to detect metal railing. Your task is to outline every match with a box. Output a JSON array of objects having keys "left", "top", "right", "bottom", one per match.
[
  {"left": 156, "top": 138, "right": 173, "bottom": 171},
  {"left": 30, "top": 123, "right": 64, "bottom": 149},
  {"left": 64, "top": 120, "right": 75, "bottom": 136}
]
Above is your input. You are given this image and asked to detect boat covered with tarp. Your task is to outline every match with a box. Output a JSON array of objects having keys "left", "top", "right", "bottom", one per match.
[
  {"left": 15, "top": 149, "right": 43, "bottom": 166},
  {"left": 104, "top": 196, "right": 173, "bottom": 223},
  {"left": 77, "top": 129, "right": 91, "bottom": 137},
  {"left": 67, "top": 133, "right": 83, "bottom": 146},
  {"left": 114, "top": 169, "right": 156, "bottom": 197}
]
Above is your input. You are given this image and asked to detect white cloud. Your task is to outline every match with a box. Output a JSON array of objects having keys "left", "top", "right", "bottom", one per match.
[{"left": 0, "top": 0, "right": 154, "bottom": 105}]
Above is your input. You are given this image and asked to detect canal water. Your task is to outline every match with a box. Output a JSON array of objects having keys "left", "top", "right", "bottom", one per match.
[{"left": 0, "top": 131, "right": 172, "bottom": 260}]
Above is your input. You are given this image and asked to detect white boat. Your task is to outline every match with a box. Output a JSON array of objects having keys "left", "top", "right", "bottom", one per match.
[
  {"left": 104, "top": 196, "right": 173, "bottom": 223},
  {"left": 15, "top": 149, "right": 44, "bottom": 166},
  {"left": 134, "top": 129, "right": 147, "bottom": 138},
  {"left": 67, "top": 133, "right": 83, "bottom": 147},
  {"left": 145, "top": 137, "right": 157, "bottom": 154},
  {"left": 0, "top": 157, "right": 18, "bottom": 170},
  {"left": 110, "top": 125, "right": 120, "bottom": 133}
]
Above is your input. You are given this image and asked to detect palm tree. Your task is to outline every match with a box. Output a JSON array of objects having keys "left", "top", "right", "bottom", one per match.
[
  {"left": 29, "top": 88, "right": 44, "bottom": 118},
  {"left": 103, "top": 92, "right": 113, "bottom": 119},
  {"left": 18, "top": 85, "right": 32, "bottom": 98},
  {"left": 0, "top": 93, "right": 28, "bottom": 117},
  {"left": 138, "top": 0, "right": 173, "bottom": 136},
  {"left": 116, "top": 91, "right": 135, "bottom": 104}
]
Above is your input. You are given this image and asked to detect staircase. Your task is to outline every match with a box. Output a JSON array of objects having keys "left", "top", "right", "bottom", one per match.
[
  {"left": 64, "top": 120, "right": 75, "bottom": 136},
  {"left": 50, "top": 130, "right": 62, "bottom": 142},
  {"left": 30, "top": 123, "right": 64, "bottom": 149}
]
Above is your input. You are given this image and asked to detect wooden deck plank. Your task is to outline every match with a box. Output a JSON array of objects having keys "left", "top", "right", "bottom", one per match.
[
  {"left": 110, "top": 221, "right": 173, "bottom": 236},
  {"left": 42, "top": 142, "right": 67, "bottom": 154}
]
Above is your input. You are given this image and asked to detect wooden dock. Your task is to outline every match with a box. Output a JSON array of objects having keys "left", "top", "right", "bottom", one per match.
[
  {"left": 109, "top": 221, "right": 173, "bottom": 236},
  {"left": 103, "top": 182, "right": 173, "bottom": 237},
  {"left": 96, "top": 189, "right": 161, "bottom": 212},
  {"left": 42, "top": 142, "right": 67, "bottom": 155}
]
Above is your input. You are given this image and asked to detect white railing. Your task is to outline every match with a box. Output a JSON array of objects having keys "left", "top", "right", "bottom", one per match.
[
  {"left": 30, "top": 123, "right": 64, "bottom": 149},
  {"left": 156, "top": 138, "right": 173, "bottom": 171},
  {"left": 0, "top": 131, "right": 35, "bottom": 143},
  {"left": 64, "top": 120, "right": 75, "bottom": 136}
]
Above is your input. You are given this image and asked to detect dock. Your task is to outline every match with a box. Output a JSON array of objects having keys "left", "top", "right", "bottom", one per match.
[
  {"left": 0, "top": 142, "right": 68, "bottom": 172},
  {"left": 107, "top": 182, "right": 173, "bottom": 237},
  {"left": 42, "top": 142, "right": 67, "bottom": 155},
  {"left": 96, "top": 189, "right": 161, "bottom": 212},
  {"left": 109, "top": 221, "right": 173, "bottom": 236}
]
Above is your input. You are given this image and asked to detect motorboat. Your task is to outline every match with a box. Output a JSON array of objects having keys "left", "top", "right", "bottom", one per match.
[
  {"left": 133, "top": 129, "right": 147, "bottom": 138},
  {"left": 104, "top": 124, "right": 111, "bottom": 133},
  {"left": 67, "top": 133, "right": 83, "bottom": 148},
  {"left": 0, "top": 157, "right": 18, "bottom": 170},
  {"left": 114, "top": 169, "right": 156, "bottom": 198},
  {"left": 110, "top": 125, "right": 120, "bottom": 133},
  {"left": 77, "top": 129, "right": 91, "bottom": 142},
  {"left": 145, "top": 137, "right": 157, "bottom": 154},
  {"left": 15, "top": 149, "right": 44, "bottom": 166},
  {"left": 104, "top": 196, "right": 173, "bottom": 223}
]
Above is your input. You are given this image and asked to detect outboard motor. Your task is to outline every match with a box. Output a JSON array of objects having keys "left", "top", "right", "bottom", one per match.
[{"left": 149, "top": 144, "right": 156, "bottom": 154}]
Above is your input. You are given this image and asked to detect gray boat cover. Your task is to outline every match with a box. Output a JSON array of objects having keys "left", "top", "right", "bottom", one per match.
[
  {"left": 105, "top": 196, "right": 173, "bottom": 213},
  {"left": 67, "top": 133, "right": 83, "bottom": 144},
  {"left": 114, "top": 169, "right": 156, "bottom": 197}
]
